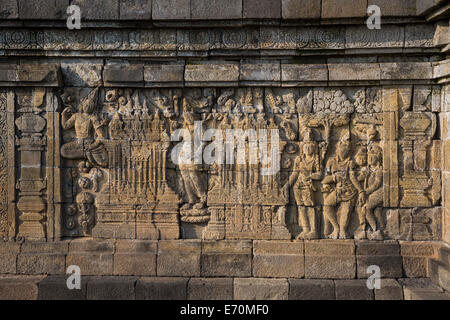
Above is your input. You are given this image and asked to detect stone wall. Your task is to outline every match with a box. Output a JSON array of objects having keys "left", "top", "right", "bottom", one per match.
[{"left": 0, "top": 0, "right": 449, "bottom": 284}]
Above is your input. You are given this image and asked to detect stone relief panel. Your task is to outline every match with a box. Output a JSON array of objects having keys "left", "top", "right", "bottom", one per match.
[
  {"left": 0, "top": 91, "right": 8, "bottom": 239},
  {"left": 51, "top": 87, "right": 441, "bottom": 240}
]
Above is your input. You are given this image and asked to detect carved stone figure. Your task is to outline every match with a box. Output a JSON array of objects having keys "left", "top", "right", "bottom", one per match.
[
  {"left": 322, "top": 133, "right": 358, "bottom": 239},
  {"left": 288, "top": 128, "right": 322, "bottom": 240},
  {"left": 61, "top": 87, "right": 108, "bottom": 168}
]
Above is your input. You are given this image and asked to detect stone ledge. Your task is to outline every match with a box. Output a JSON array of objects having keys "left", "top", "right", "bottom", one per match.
[{"left": 1, "top": 276, "right": 443, "bottom": 300}]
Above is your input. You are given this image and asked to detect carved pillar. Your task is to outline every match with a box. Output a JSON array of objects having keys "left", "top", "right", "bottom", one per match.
[{"left": 15, "top": 89, "right": 47, "bottom": 240}]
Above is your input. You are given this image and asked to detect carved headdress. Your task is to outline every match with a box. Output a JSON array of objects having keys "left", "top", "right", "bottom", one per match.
[{"left": 79, "top": 87, "right": 99, "bottom": 113}]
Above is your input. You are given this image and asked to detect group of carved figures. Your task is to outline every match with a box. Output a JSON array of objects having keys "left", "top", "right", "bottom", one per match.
[
  {"left": 57, "top": 86, "right": 436, "bottom": 240},
  {"left": 289, "top": 128, "right": 384, "bottom": 240}
]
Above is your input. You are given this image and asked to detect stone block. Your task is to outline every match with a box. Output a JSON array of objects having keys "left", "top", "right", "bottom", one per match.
[
  {"left": 282, "top": 0, "right": 321, "bottom": 19},
  {"left": 87, "top": 276, "right": 137, "bottom": 300},
  {"left": 253, "top": 241, "right": 304, "bottom": 278},
  {"left": 72, "top": 0, "right": 119, "bottom": 20},
  {"left": 136, "top": 277, "right": 188, "bottom": 300},
  {"left": 400, "top": 241, "right": 436, "bottom": 277},
  {"left": 322, "top": 0, "right": 367, "bottom": 19},
  {"left": 120, "top": 0, "right": 151, "bottom": 20},
  {"left": 380, "top": 63, "right": 433, "bottom": 80},
  {"left": 18, "top": 253, "right": 65, "bottom": 275},
  {"left": 157, "top": 240, "right": 201, "bottom": 277},
  {"left": 18, "top": 0, "right": 68, "bottom": 20},
  {"left": 288, "top": 279, "right": 335, "bottom": 300},
  {"left": 191, "top": 0, "right": 242, "bottom": 20},
  {"left": 152, "top": 0, "right": 190, "bottom": 20},
  {"left": 0, "top": 275, "right": 44, "bottom": 300},
  {"left": 0, "top": 64, "right": 18, "bottom": 82},
  {"left": 401, "top": 278, "right": 449, "bottom": 300},
  {"left": 38, "top": 275, "right": 87, "bottom": 300},
  {"left": 201, "top": 241, "right": 252, "bottom": 277},
  {"left": 1, "top": 0, "right": 19, "bottom": 19},
  {"left": 144, "top": 63, "right": 184, "bottom": 87},
  {"left": 61, "top": 60, "right": 103, "bottom": 87},
  {"left": 428, "top": 259, "right": 450, "bottom": 291},
  {"left": 240, "top": 62, "right": 281, "bottom": 84},
  {"left": 356, "top": 241, "right": 403, "bottom": 278},
  {"left": 368, "top": 0, "right": 416, "bottom": 16},
  {"left": 305, "top": 240, "right": 356, "bottom": 279},
  {"left": 185, "top": 62, "right": 239, "bottom": 86},
  {"left": 243, "top": 0, "right": 281, "bottom": 19},
  {"left": 281, "top": 64, "right": 328, "bottom": 84},
  {"left": 234, "top": 278, "right": 289, "bottom": 300},
  {"left": 374, "top": 279, "right": 403, "bottom": 300},
  {"left": 187, "top": 278, "right": 233, "bottom": 300},
  {"left": 67, "top": 239, "right": 114, "bottom": 276},
  {"left": 0, "top": 241, "right": 21, "bottom": 274},
  {"left": 17, "top": 64, "right": 61, "bottom": 86},
  {"left": 328, "top": 63, "right": 381, "bottom": 81},
  {"left": 104, "top": 62, "right": 144, "bottom": 86},
  {"left": 114, "top": 240, "right": 157, "bottom": 276},
  {"left": 335, "top": 280, "right": 374, "bottom": 300}
]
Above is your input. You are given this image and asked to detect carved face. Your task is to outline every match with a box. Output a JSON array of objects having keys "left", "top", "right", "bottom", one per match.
[
  {"left": 355, "top": 151, "right": 367, "bottom": 167},
  {"left": 368, "top": 152, "right": 381, "bottom": 166},
  {"left": 303, "top": 141, "right": 316, "bottom": 156},
  {"left": 78, "top": 177, "right": 90, "bottom": 190},
  {"left": 337, "top": 142, "right": 350, "bottom": 159}
]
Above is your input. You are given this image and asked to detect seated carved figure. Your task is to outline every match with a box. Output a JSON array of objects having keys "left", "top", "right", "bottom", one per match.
[
  {"left": 321, "top": 133, "right": 358, "bottom": 240},
  {"left": 61, "top": 88, "right": 108, "bottom": 168},
  {"left": 354, "top": 145, "right": 384, "bottom": 240}
]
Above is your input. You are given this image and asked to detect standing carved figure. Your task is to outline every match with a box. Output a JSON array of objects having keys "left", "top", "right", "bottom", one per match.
[
  {"left": 321, "top": 133, "right": 358, "bottom": 239},
  {"left": 75, "top": 177, "right": 95, "bottom": 236},
  {"left": 61, "top": 88, "right": 108, "bottom": 168},
  {"left": 288, "top": 128, "right": 322, "bottom": 240},
  {"left": 178, "top": 112, "right": 207, "bottom": 210},
  {"left": 355, "top": 145, "right": 384, "bottom": 240}
]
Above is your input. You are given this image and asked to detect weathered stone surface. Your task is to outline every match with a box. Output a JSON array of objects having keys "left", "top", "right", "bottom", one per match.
[
  {"left": 87, "top": 276, "right": 137, "bottom": 300},
  {"left": 157, "top": 240, "right": 201, "bottom": 277},
  {"left": 282, "top": 0, "right": 321, "bottom": 19},
  {"left": 253, "top": 241, "right": 304, "bottom": 278},
  {"left": 201, "top": 241, "right": 252, "bottom": 277},
  {"left": 38, "top": 275, "right": 87, "bottom": 300},
  {"left": 72, "top": 0, "right": 119, "bottom": 20},
  {"left": 18, "top": 253, "right": 65, "bottom": 275},
  {"left": 1, "top": 0, "right": 19, "bottom": 19},
  {"left": 104, "top": 62, "right": 144, "bottom": 86},
  {"left": 17, "top": 64, "right": 61, "bottom": 86},
  {"left": 61, "top": 60, "right": 103, "bottom": 87},
  {"left": 428, "top": 258, "right": 450, "bottom": 291},
  {"left": 18, "top": 0, "right": 68, "bottom": 20},
  {"left": 136, "top": 277, "right": 188, "bottom": 300},
  {"left": 234, "top": 278, "right": 289, "bottom": 300},
  {"left": 120, "top": 0, "right": 152, "bottom": 20},
  {"left": 0, "top": 275, "right": 44, "bottom": 300},
  {"left": 0, "top": 242, "right": 21, "bottom": 274},
  {"left": 144, "top": 63, "right": 184, "bottom": 87},
  {"left": 305, "top": 240, "right": 356, "bottom": 279},
  {"left": 114, "top": 240, "right": 157, "bottom": 276},
  {"left": 368, "top": 0, "right": 416, "bottom": 16},
  {"left": 380, "top": 63, "right": 433, "bottom": 80},
  {"left": 401, "top": 278, "right": 450, "bottom": 300},
  {"left": 152, "top": 0, "right": 190, "bottom": 20},
  {"left": 374, "top": 279, "right": 403, "bottom": 300},
  {"left": 289, "top": 279, "right": 335, "bottom": 300},
  {"left": 191, "top": 0, "right": 242, "bottom": 20},
  {"left": 66, "top": 239, "right": 114, "bottom": 276},
  {"left": 322, "top": 0, "right": 367, "bottom": 18},
  {"left": 400, "top": 241, "right": 436, "bottom": 277},
  {"left": 356, "top": 241, "right": 402, "bottom": 278},
  {"left": 281, "top": 64, "right": 328, "bottom": 84},
  {"left": 185, "top": 62, "right": 239, "bottom": 86},
  {"left": 335, "top": 280, "right": 374, "bottom": 300},
  {"left": 188, "top": 278, "right": 233, "bottom": 300},
  {"left": 240, "top": 62, "right": 281, "bottom": 84},
  {"left": 328, "top": 63, "right": 381, "bottom": 81},
  {"left": 243, "top": 0, "right": 281, "bottom": 19}
]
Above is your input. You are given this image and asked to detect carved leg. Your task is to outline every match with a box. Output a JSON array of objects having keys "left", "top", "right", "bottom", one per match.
[
  {"left": 338, "top": 200, "right": 353, "bottom": 239},
  {"left": 323, "top": 205, "right": 338, "bottom": 239},
  {"left": 296, "top": 206, "right": 309, "bottom": 239},
  {"left": 354, "top": 205, "right": 367, "bottom": 240},
  {"left": 306, "top": 207, "right": 319, "bottom": 239}
]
